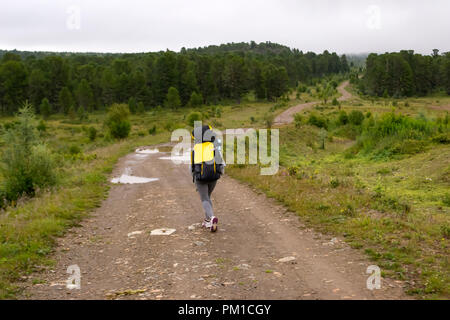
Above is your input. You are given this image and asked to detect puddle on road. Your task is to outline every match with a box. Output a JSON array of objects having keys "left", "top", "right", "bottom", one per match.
[
  {"left": 111, "top": 167, "right": 159, "bottom": 184},
  {"left": 150, "top": 228, "right": 176, "bottom": 236},
  {"left": 159, "top": 153, "right": 191, "bottom": 164},
  {"left": 136, "top": 148, "right": 159, "bottom": 154},
  {"left": 111, "top": 175, "right": 159, "bottom": 184}
]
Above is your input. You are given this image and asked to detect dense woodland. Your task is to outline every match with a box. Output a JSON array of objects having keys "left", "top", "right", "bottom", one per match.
[
  {"left": 0, "top": 42, "right": 350, "bottom": 116},
  {"left": 357, "top": 50, "right": 450, "bottom": 97}
]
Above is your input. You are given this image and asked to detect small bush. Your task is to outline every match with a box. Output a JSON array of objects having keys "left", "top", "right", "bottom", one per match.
[
  {"left": 69, "top": 145, "right": 81, "bottom": 155},
  {"left": 330, "top": 178, "right": 340, "bottom": 188},
  {"left": 3, "top": 122, "right": 15, "bottom": 130},
  {"left": 0, "top": 104, "right": 57, "bottom": 203},
  {"left": 338, "top": 111, "right": 348, "bottom": 125},
  {"left": 77, "top": 106, "right": 88, "bottom": 121},
  {"left": 443, "top": 193, "right": 450, "bottom": 207},
  {"left": 288, "top": 166, "right": 299, "bottom": 176},
  {"left": 188, "top": 91, "right": 203, "bottom": 108},
  {"left": 187, "top": 112, "right": 202, "bottom": 127},
  {"left": 441, "top": 224, "right": 450, "bottom": 239},
  {"left": 357, "top": 113, "right": 439, "bottom": 156},
  {"left": 88, "top": 127, "right": 97, "bottom": 141},
  {"left": 391, "top": 139, "right": 427, "bottom": 155},
  {"left": 105, "top": 103, "right": 131, "bottom": 139},
  {"left": 164, "top": 122, "right": 174, "bottom": 132},
  {"left": 348, "top": 110, "right": 365, "bottom": 126},
  {"left": 148, "top": 125, "right": 157, "bottom": 135},
  {"left": 294, "top": 114, "right": 303, "bottom": 128},
  {"left": 432, "top": 133, "right": 450, "bottom": 144},
  {"left": 264, "top": 113, "right": 274, "bottom": 128},
  {"left": 136, "top": 102, "right": 145, "bottom": 114},
  {"left": 37, "top": 120, "right": 46, "bottom": 132},
  {"left": 332, "top": 98, "right": 339, "bottom": 106},
  {"left": 307, "top": 113, "right": 328, "bottom": 129}
]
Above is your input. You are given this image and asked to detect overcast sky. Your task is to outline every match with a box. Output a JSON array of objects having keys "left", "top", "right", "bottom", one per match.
[{"left": 1, "top": 0, "right": 449, "bottom": 55}]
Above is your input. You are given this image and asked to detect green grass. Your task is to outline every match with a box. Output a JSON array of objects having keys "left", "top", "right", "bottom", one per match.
[
  {"left": 2, "top": 83, "right": 448, "bottom": 299},
  {"left": 226, "top": 89, "right": 450, "bottom": 299},
  {"left": 0, "top": 97, "right": 292, "bottom": 299}
]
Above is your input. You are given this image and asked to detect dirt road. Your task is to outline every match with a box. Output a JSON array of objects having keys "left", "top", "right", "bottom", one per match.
[
  {"left": 274, "top": 81, "right": 352, "bottom": 126},
  {"left": 24, "top": 142, "right": 408, "bottom": 300}
]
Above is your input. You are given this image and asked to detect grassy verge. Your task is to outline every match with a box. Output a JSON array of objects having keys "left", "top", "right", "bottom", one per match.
[
  {"left": 0, "top": 130, "right": 169, "bottom": 298},
  {"left": 226, "top": 92, "right": 450, "bottom": 299}
]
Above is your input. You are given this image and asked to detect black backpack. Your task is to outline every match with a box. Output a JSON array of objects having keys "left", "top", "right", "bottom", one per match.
[{"left": 191, "top": 125, "right": 223, "bottom": 182}]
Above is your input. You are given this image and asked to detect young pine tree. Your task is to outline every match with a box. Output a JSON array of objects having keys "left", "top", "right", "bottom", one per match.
[
  {"left": 165, "top": 87, "right": 181, "bottom": 109},
  {"left": 58, "top": 87, "right": 74, "bottom": 115},
  {"left": 128, "top": 97, "right": 137, "bottom": 114},
  {"left": 39, "top": 98, "right": 51, "bottom": 119},
  {"left": 188, "top": 91, "right": 203, "bottom": 108}
]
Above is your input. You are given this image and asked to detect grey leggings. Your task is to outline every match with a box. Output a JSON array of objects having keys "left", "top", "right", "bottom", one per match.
[{"left": 195, "top": 180, "right": 217, "bottom": 220}]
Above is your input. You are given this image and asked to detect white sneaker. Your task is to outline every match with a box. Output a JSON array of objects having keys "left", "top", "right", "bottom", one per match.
[
  {"left": 202, "top": 219, "right": 212, "bottom": 229},
  {"left": 210, "top": 216, "right": 218, "bottom": 233}
]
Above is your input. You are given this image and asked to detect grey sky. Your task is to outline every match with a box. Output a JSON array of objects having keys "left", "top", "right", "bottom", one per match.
[{"left": 1, "top": 0, "right": 449, "bottom": 54}]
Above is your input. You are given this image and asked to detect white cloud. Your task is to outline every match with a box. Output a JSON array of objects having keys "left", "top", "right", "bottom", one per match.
[{"left": 0, "top": 0, "right": 448, "bottom": 54}]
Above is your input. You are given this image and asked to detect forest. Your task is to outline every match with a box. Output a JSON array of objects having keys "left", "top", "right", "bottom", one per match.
[
  {"left": 0, "top": 42, "right": 350, "bottom": 116},
  {"left": 357, "top": 50, "right": 450, "bottom": 97}
]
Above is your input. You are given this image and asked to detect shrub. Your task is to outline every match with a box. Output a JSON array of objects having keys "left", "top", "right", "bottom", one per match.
[
  {"left": 165, "top": 87, "right": 181, "bottom": 109},
  {"left": 294, "top": 113, "right": 303, "bottom": 128},
  {"left": 288, "top": 166, "right": 299, "bottom": 176},
  {"left": 391, "top": 139, "right": 427, "bottom": 155},
  {"left": 37, "top": 120, "right": 46, "bottom": 132},
  {"left": 357, "top": 113, "right": 439, "bottom": 156},
  {"left": 330, "top": 178, "right": 340, "bottom": 188},
  {"left": 128, "top": 97, "right": 137, "bottom": 114},
  {"left": 69, "top": 145, "right": 81, "bottom": 155},
  {"left": 188, "top": 91, "right": 203, "bottom": 108},
  {"left": 105, "top": 104, "right": 131, "bottom": 139},
  {"left": 307, "top": 113, "right": 328, "bottom": 129},
  {"left": 338, "top": 111, "right": 348, "bottom": 125},
  {"left": 0, "top": 104, "right": 56, "bottom": 203},
  {"left": 136, "top": 102, "right": 145, "bottom": 114},
  {"left": 332, "top": 98, "right": 339, "bottom": 106},
  {"left": 432, "top": 133, "right": 450, "bottom": 144},
  {"left": 77, "top": 106, "right": 88, "bottom": 121},
  {"left": 148, "top": 125, "right": 157, "bottom": 135},
  {"left": 3, "top": 122, "right": 15, "bottom": 130},
  {"left": 264, "top": 113, "right": 274, "bottom": 128},
  {"left": 187, "top": 111, "right": 202, "bottom": 127},
  {"left": 88, "top": 127, "right": 97, "bottom": 141},
  {"left": 39, "top": 98, "right": 51, "bottom": 119},
  {"left": 164, "top": 122, "right": 174, "bottom": 132},
  {"left": 348, "top": 110, "right": 365, "bottom": 125},
  {"left": 442, "top": 194, "right": 450, "bottom": 207}
]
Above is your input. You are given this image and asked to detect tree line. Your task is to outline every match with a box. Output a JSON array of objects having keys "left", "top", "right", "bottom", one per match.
[
  {"left": 358, "top": 50, "right": 450, "bottom": 97},
  {"left": 0, "top": 42, "right": 349, "bottom": 115}
]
